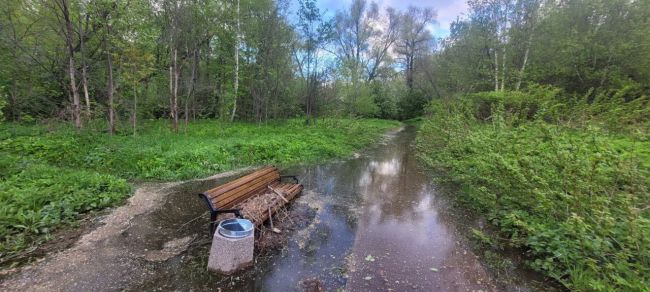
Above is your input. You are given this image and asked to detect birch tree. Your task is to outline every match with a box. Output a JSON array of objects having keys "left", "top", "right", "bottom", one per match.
[
  {"left": 514, "top": 0, "right": 541, "bottom": 90},
  {"left": 230, "top": 0, "right": 241, "bottom": 122},
  {"left": 54, "top": 0, "right": 82, "bottom": 129},
  {"left": 78, "top": 8, "right": 91, "bottom": 117}
]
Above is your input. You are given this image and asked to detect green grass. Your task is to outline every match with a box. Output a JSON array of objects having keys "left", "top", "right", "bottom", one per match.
[
  {"left": 0, "top": 118, "right": 399, "bottom": 262},
  {"left": 416, "top": 90, "right": 649, "bottom": 291}
]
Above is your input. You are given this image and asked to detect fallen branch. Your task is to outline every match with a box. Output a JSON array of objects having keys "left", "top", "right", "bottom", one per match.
[{"left": 267, "top": 186, "right": 289, "bottom": 203}]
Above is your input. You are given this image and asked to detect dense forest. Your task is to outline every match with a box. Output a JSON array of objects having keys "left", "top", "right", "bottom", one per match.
[
  {"left": 0, "top": 0, "right": 438, "bottom": 128},
  {"left": 1, "top": 0, "right": 648, "bottom": 127},
  {"left": 1, "top": 0, "right": 649, "bottom": 290}
]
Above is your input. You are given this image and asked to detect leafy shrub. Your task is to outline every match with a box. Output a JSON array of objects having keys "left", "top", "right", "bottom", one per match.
[
  {"left": 417, "top": 89, "right": 649, "bottom": 290},
  {"left": 398, "top": 90, "right": 429, "bottom": 120}
]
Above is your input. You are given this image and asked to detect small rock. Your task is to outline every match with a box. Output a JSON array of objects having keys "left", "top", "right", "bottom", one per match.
[{"left": 272, "top": 228, "right": 282, "bottom": 234}]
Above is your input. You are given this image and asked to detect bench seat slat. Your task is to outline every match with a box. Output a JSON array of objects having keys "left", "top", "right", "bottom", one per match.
[
  {"left": 205, "top": 166, "right": 277, "bottom": 198},
  {"left": 214, "top": 171, "right": 280, "bottom": 208},
  {"left": 205, "top": 167, "right": 274, "bottom": 196},
  {"left": 213, "top": 170, "right": 280, "bottom": 203}
]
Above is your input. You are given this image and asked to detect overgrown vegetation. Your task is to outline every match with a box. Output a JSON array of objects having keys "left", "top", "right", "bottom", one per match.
[
  {"left": 417, "top": 86, "right": 649, "bottom": 290},
  {"left": 0, "top": 118, "right": 398, "bottom": 263}
]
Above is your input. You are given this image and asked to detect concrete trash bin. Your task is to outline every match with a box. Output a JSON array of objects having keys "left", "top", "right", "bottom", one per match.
[{"left": 207, "top": 219, "right": 254, "bottom": 274}]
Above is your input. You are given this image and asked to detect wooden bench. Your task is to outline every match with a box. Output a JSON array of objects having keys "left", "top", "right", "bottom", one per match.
[{"left": 198, "top": 166, "right": 302, "bottom": 233}]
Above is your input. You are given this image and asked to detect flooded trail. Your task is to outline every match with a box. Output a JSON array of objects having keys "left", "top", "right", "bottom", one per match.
[
  {"left": 1, "top": 126, "right": 548, "bottom": 291},
  {"left": 340, "top": 129, "right": 494, "bottom": 291}
]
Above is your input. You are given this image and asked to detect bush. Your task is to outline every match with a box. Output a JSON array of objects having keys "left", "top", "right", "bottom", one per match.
[
  {"left": 398, "top": 90, "right": 429, "bottom": 120},
  {"left": 417, "top": 88, "right": 650, "bottom": 290}
]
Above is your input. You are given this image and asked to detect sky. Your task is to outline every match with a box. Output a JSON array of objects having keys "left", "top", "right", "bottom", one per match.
[{"left": 314, "top": 0, "right": 469, "bottom": 38}]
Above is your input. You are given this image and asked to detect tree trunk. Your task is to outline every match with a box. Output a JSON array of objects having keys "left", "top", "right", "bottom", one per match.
[
  {"left": 169, "top": 64, "right": 173, "bottom": 123},
  {"left": 405, "top": 42, "right": 415, "bottom": 91},
  {"left": 499, "top": 2, "right": 510, "bottom": 92},
  {"left": 10, "top": 79, "right": 18, "bottom": 121},
  {"left": 515, "top": 34, "right": 532, "bottom": 91},
  {"left": 230, "top": 0, "right": 240, "bottom": 122},
  {"left": 61, "top": 0, "right": 81, "bottom": 129},
  {"left": 185, "top": 48, "right": 197, "bottom": 132},
  {"left": 7, "top": 11, "right": 20, "bottom": 121},
  {"left": 501, "top": 45, "right": 507, "bottom": 91},
  {"left": 515, "top": 1, "right": 538, "bottom": 91},
  {"left": 82, "top": 65, "right": 91, "bottom": 117},
  {"left": 105, "top": 23, "right": 115, "bottom": 135},
  {"left": 494, "top": 48, "right": 500, "bottom": 91},
  {"left": 133, "top": 82, "right": 137, "bottom": 136},
  {"left": 80, "top": 19, "right": 91, "bottom": 117},
  {"left": 172, "top": 48, "right": 179, "bottom": 132}
]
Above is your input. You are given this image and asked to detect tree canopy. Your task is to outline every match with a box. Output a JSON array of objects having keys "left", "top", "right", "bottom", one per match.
[{"left": 1, "top": 0, "right": 648, "bottom": 125}]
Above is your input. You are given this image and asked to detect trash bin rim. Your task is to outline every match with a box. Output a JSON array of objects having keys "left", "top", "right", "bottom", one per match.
[{"left": 217, "top": 218, "right": 254, "bottom": 238}]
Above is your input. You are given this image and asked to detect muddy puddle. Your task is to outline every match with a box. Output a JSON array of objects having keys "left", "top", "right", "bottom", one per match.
[{"left": 1, "top": 127, "right": 557, "bottom": 291}]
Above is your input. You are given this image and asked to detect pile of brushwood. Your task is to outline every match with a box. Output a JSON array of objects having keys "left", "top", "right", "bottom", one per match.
[{"left": 417, "top": 84, "right": 649, "bottom": 290}]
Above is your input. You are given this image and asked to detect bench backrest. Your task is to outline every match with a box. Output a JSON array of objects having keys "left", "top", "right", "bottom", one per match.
[{"left": 203, "top": 166, "right": 280, "bottom": 210}]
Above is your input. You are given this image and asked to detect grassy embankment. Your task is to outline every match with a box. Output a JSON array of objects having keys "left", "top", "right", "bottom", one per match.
[
  {"left": 416, "top": 85, "right": 649, "bottom": 291},
  {"left": 0, "top": 118, "right": 399, "bottom": 263}
]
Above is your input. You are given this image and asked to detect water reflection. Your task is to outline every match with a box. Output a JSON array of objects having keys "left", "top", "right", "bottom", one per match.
[{"left": 271, "top": 127, "right": 496, "bottom": 291}]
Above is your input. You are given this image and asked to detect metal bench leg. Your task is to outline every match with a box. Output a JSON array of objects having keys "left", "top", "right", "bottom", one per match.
[{"left": 210, "top": 211, "right": 218, "bottom": 234}]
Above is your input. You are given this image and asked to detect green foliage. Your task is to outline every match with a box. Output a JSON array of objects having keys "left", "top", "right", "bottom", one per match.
[
  {"left": 0, "top": 118, "right": 398, "bottom": 261},
  {"left": 398, "top": 90, "right": 429, "bottom": 120},
  {"left": 0, "top": 157, "right": 130, "bottom": 254},
  {"left": 339, "top": 83, "right": 379, "bottom": 117},
  {"left": 370, "top": 80, "right": 406, "bottom": 120},
  {"left": 417, "top": 89, "right": 649, "bottom": 290},
  {"left": 431, "top": 0, "right": 650, "bottom": 100}
]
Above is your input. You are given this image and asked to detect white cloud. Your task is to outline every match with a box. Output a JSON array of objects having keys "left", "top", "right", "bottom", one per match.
[{"left": 318, "top": 0, "right": 469, "bottom": 38}]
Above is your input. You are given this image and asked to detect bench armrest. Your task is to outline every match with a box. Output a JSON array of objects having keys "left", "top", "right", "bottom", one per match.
[{"left": 280, "top": 175, "right": 299, "bottom": 184}]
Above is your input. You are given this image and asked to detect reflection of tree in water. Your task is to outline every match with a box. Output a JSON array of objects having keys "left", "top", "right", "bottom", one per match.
[
  {"left": 291, "top": 129, "right": 437, "bottom": 231},
  {"left": 358, "top": 132, "right": 434, "bottom": 222}
]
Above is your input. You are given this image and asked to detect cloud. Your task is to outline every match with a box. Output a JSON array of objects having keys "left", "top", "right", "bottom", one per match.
[{"left": 316, "top": 0, "right": 469, "bottom": 38}]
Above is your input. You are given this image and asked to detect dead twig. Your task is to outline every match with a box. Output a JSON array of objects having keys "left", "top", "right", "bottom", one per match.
[
  {"left": 176, "top": 211, "right": 209, "bottom": 231},
  {"left": 267, "top": 186, "right": 289, "bottom": 203}
]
